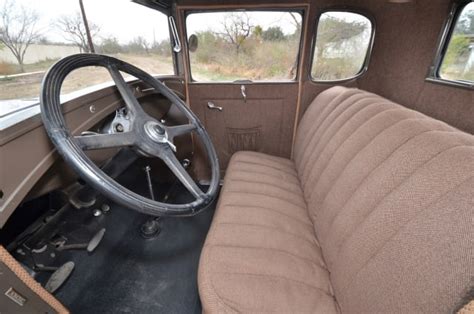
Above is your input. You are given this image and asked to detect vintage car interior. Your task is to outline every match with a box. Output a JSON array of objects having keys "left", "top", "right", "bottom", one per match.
[{"left": 0, "top": 0, "right": 473, "bottom": 313}]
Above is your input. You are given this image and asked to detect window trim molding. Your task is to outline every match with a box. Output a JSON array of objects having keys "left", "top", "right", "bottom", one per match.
[
  {"left": 182, "top": 7, "right": 307, "bottom": 83},
  {"left": 426, "top": 0, "right": 474, "bottom": 90},
  {"left": 309, "top": 7, "right": 376, "bottom": 84}
]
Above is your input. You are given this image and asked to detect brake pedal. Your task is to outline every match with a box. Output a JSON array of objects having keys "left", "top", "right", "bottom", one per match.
[
  {"left": 56, "top": 228, "right": 106, "bottom": 253},
  {"left": 45, "top": 261, "right": 75, "bottom": 293}
]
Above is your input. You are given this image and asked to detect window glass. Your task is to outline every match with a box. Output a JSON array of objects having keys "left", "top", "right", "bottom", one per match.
[
  {"left": 0, "top": 0, "right": 172, "bottom": 107},
  {"left": 439, "top": 2, "right": 474, "bottom": 83},
  {"left": 186, "top": 11, "right": 302, "bottom": 82},
  {"left": 311, "top": 11, "right": 372, "bottom": 81}
]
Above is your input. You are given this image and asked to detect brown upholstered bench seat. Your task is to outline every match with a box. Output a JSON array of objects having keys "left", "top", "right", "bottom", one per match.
[{"left": 198, "top": 86, "right": 474, "bottom": 313}]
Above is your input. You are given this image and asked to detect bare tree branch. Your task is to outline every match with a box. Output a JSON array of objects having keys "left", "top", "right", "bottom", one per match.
[
  {"left": 289, "top": 12, "right": 301, "bottom": 31},
  {"left": 55, "top": 12, "right": 100, "bottom": 53},
  {"left": 0, "top": 0, "right": 41, "bottom": 72},
  {"left": 218, "top": 12, "right": 253, "bottom": 54}
]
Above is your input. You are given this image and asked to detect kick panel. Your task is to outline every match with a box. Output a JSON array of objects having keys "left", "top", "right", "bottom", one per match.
[{"left": 204, "top": 98, "right": 284, "bottom": 170}]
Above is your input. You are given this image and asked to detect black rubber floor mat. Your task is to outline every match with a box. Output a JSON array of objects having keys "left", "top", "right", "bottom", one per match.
[{"left": 54, "top": 184, "right": 216, "bottom": 313}]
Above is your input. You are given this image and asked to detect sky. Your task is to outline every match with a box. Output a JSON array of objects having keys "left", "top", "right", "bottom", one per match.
[
  {"left": 1, "top": 0, "right": 170, "bottom": 44},
  {"left": 1, "top": 0, "right": 304, "bottom": 45}
]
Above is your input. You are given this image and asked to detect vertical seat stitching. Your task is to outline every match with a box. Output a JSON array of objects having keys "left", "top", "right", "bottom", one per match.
[
  {"left": 335, "top": 145, "right": 472, "bottom": 259},
  {"left": 339, "top": 175, "right": 474, "bottom": 295},
  {"left": 301, "top": 106, "right": 417, "bottom": 190},
  {"left": 323, "top": 131, "right": 462, "bottom": 238},
  {"left": 297, "top": 93, "right": 378, "bottom": 169},
  {"left": 296, "top": 90, "right": 365, "bottom": 161},
  {"left": 298, "top": 95, "right": 385, "bottom": 176}
]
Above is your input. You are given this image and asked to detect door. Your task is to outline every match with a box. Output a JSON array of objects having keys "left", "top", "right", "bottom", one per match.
[{"left": 180, "top": 8, "right": 305, "bottom": 179}]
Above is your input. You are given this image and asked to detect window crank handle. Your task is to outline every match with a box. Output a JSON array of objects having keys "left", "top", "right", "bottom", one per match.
[{"left": 207, "top": 102, "right": 223, "bottom": 111}]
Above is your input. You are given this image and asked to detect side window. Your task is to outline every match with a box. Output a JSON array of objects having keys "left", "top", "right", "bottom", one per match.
[
  {"left": 311, "top": 11, "right": 373, "bottom": 81},
  {"left": 186, "top": 10, "right": 303, "bottom": 82},
  {"left": 438, "top": 2, "right": 474, "bottom": 84},
  {"left": 0, "top": 0, "right": 173, "bottom": 104}
]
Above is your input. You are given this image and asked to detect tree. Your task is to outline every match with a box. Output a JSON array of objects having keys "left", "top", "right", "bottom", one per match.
[
  {"left": 443, "top": 34, "right": 470, "bottom": 67},
  {"left": 456, "top": 6, "right": 474, "bottom": 35},
  {"left": 99, "top": 37, "right": 122, "bottom": 54},
  {"left": 289, "top": 12, "right": 302, "bottom": 38},
  {"left": 0, "top": 0, "right": 41, "bottom": 72},
  {"left": 253, "top": 25, "right": 263, "bottom": 38},
  {"left": 219, "top": 12, "right": 253, "bottom": 54},
  {"left": 125, "top": 36, "right": 150, "bottom": 54},
  {"left": 262, "top": 26, "right": 285, "bottom": 41},
  {"left": 55, "top": 12, "right": 100, "bottom": 52},
  {"left": 151, "top": 39, "right": 171, "bottom": 57},
  {"left": 315, "top": 15, "right": 367, "bottom": 59}
]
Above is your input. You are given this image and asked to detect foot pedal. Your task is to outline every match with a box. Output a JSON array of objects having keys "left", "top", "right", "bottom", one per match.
[
  {"left": 45, "top": 261, "right": 75, "bottom": 293},
  {"left": 56, "top": 228, "right": 106, "bottom": 253},
  {"left": 87, "top": 228, "right": 106, "bottom": 253}
]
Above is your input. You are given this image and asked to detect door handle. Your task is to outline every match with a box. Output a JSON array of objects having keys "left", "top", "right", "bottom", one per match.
[
  {"left": 207, "top": 101, "right": 223, "bottom": 111},
  {"left": 241, "top": 85, "right": 247, "bottom": 102}
]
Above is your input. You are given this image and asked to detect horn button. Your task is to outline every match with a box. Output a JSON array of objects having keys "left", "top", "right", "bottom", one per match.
[
  {"left": 144, "top": 121, "right": 167, "bottom": 142},
  {"left": 141, "top": 121, "right": 177, "bottom": 153}
]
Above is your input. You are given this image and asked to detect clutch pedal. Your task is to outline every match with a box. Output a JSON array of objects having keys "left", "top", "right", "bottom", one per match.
[{"left": 44, "top": 261, "right": 75, "bottom": 293}]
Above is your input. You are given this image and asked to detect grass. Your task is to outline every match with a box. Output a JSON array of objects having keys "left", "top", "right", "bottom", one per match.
[
  {"left": 0, "top": 58, "right": 59, "bottom": 76},
  {"left": 189, "top": 39, "right": 299, "bottom": 82}
]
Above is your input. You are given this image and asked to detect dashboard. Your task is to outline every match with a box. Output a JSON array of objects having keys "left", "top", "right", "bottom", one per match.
[{"left": 0, "top": 76, "right": 190, "bottom": 227}]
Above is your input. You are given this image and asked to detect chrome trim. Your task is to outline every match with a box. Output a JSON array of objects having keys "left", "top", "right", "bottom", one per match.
[
  {"left": 207, "top": 101, "right": 223, "bottom": 111},
  {"left": 169, "top": 16, "right": 182, "bottom": 53},
  {"left": 240, "top": 85, "right": 247, "bottom": 102}
]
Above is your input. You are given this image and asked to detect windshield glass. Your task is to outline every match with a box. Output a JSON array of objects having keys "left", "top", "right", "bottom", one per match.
[{"left": 0, "top": 0, "right": 173, "bottom": 114}]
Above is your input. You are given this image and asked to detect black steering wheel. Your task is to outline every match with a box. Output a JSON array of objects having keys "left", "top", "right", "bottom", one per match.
[{"left": 40, "top": 54, "right": 220, "bottom": 216}]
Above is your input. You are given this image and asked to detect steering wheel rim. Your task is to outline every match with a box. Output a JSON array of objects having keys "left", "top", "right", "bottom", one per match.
[{"left": 40, "top": 53, "right": 220, "bottom": 216}]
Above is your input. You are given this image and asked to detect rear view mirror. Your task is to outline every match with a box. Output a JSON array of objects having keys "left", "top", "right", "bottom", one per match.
[{"left": 188, "top": 34, "right": 198, "bottom": 52}]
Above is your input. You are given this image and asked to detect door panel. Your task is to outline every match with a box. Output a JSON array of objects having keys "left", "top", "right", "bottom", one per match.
[{"left": 188, "top": 83, "right": 298, "bottom": 179}]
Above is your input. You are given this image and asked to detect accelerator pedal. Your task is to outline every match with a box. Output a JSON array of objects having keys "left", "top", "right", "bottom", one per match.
[{"left": 86, "top": 228, "right": 106, "bottom": 253}]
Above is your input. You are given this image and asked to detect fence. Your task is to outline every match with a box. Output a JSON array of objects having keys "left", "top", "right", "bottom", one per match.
[{"left": 0, "top": 44, "right": 80, "bottom": 64}]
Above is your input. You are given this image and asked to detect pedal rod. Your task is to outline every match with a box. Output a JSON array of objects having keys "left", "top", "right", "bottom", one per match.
[{"left": 144, "top": 166, "right": 155, "bottom": 201}]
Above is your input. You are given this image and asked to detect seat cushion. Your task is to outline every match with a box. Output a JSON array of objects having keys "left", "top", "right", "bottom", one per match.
[
  {"left": 198, "top": 151, "right": 339, "bottom": 313},
  {"left": 199, "top": 86, "right": 474, "bottom": 313}
]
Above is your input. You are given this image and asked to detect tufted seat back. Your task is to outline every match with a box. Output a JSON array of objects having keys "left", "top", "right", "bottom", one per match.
[{"left": 293, "top": 86, "right": 474, "bottom": 312}]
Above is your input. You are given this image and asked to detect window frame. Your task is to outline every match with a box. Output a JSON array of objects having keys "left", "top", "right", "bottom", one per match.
[
  {"left": 183, "top": 7, "right": 306, "bottom": 84},
  {"left": 309, "top": 8, "right": 376, "bottom": 83},
  {"left": 427, "top": 0, "right": 474, "bottom": 90}
]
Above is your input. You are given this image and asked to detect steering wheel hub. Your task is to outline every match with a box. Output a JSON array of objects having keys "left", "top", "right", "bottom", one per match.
[{"left": 144, "top": 121, "right": 168, "bottom": 143}]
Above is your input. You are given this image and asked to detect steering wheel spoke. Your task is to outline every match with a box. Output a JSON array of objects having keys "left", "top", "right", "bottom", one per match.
[
  {"left": 41, "top": 54, "right": 219, "bottom": 217},
  {"left": 106, "top": 64, "right": 145, "bottom": 117},
  {"left": 166, "top": 124, "right": 197, "bottom": 141},
  {"left": 74, "top": 132, "right": 136, "bottom": 150},
  {"left": 160, "top": 147, "right": 205, "bottom": 200}
]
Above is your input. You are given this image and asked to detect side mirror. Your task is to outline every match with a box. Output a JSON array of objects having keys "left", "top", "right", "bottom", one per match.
[{"left": 188, "top": 34, "right": 198, "bottom": 53}]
